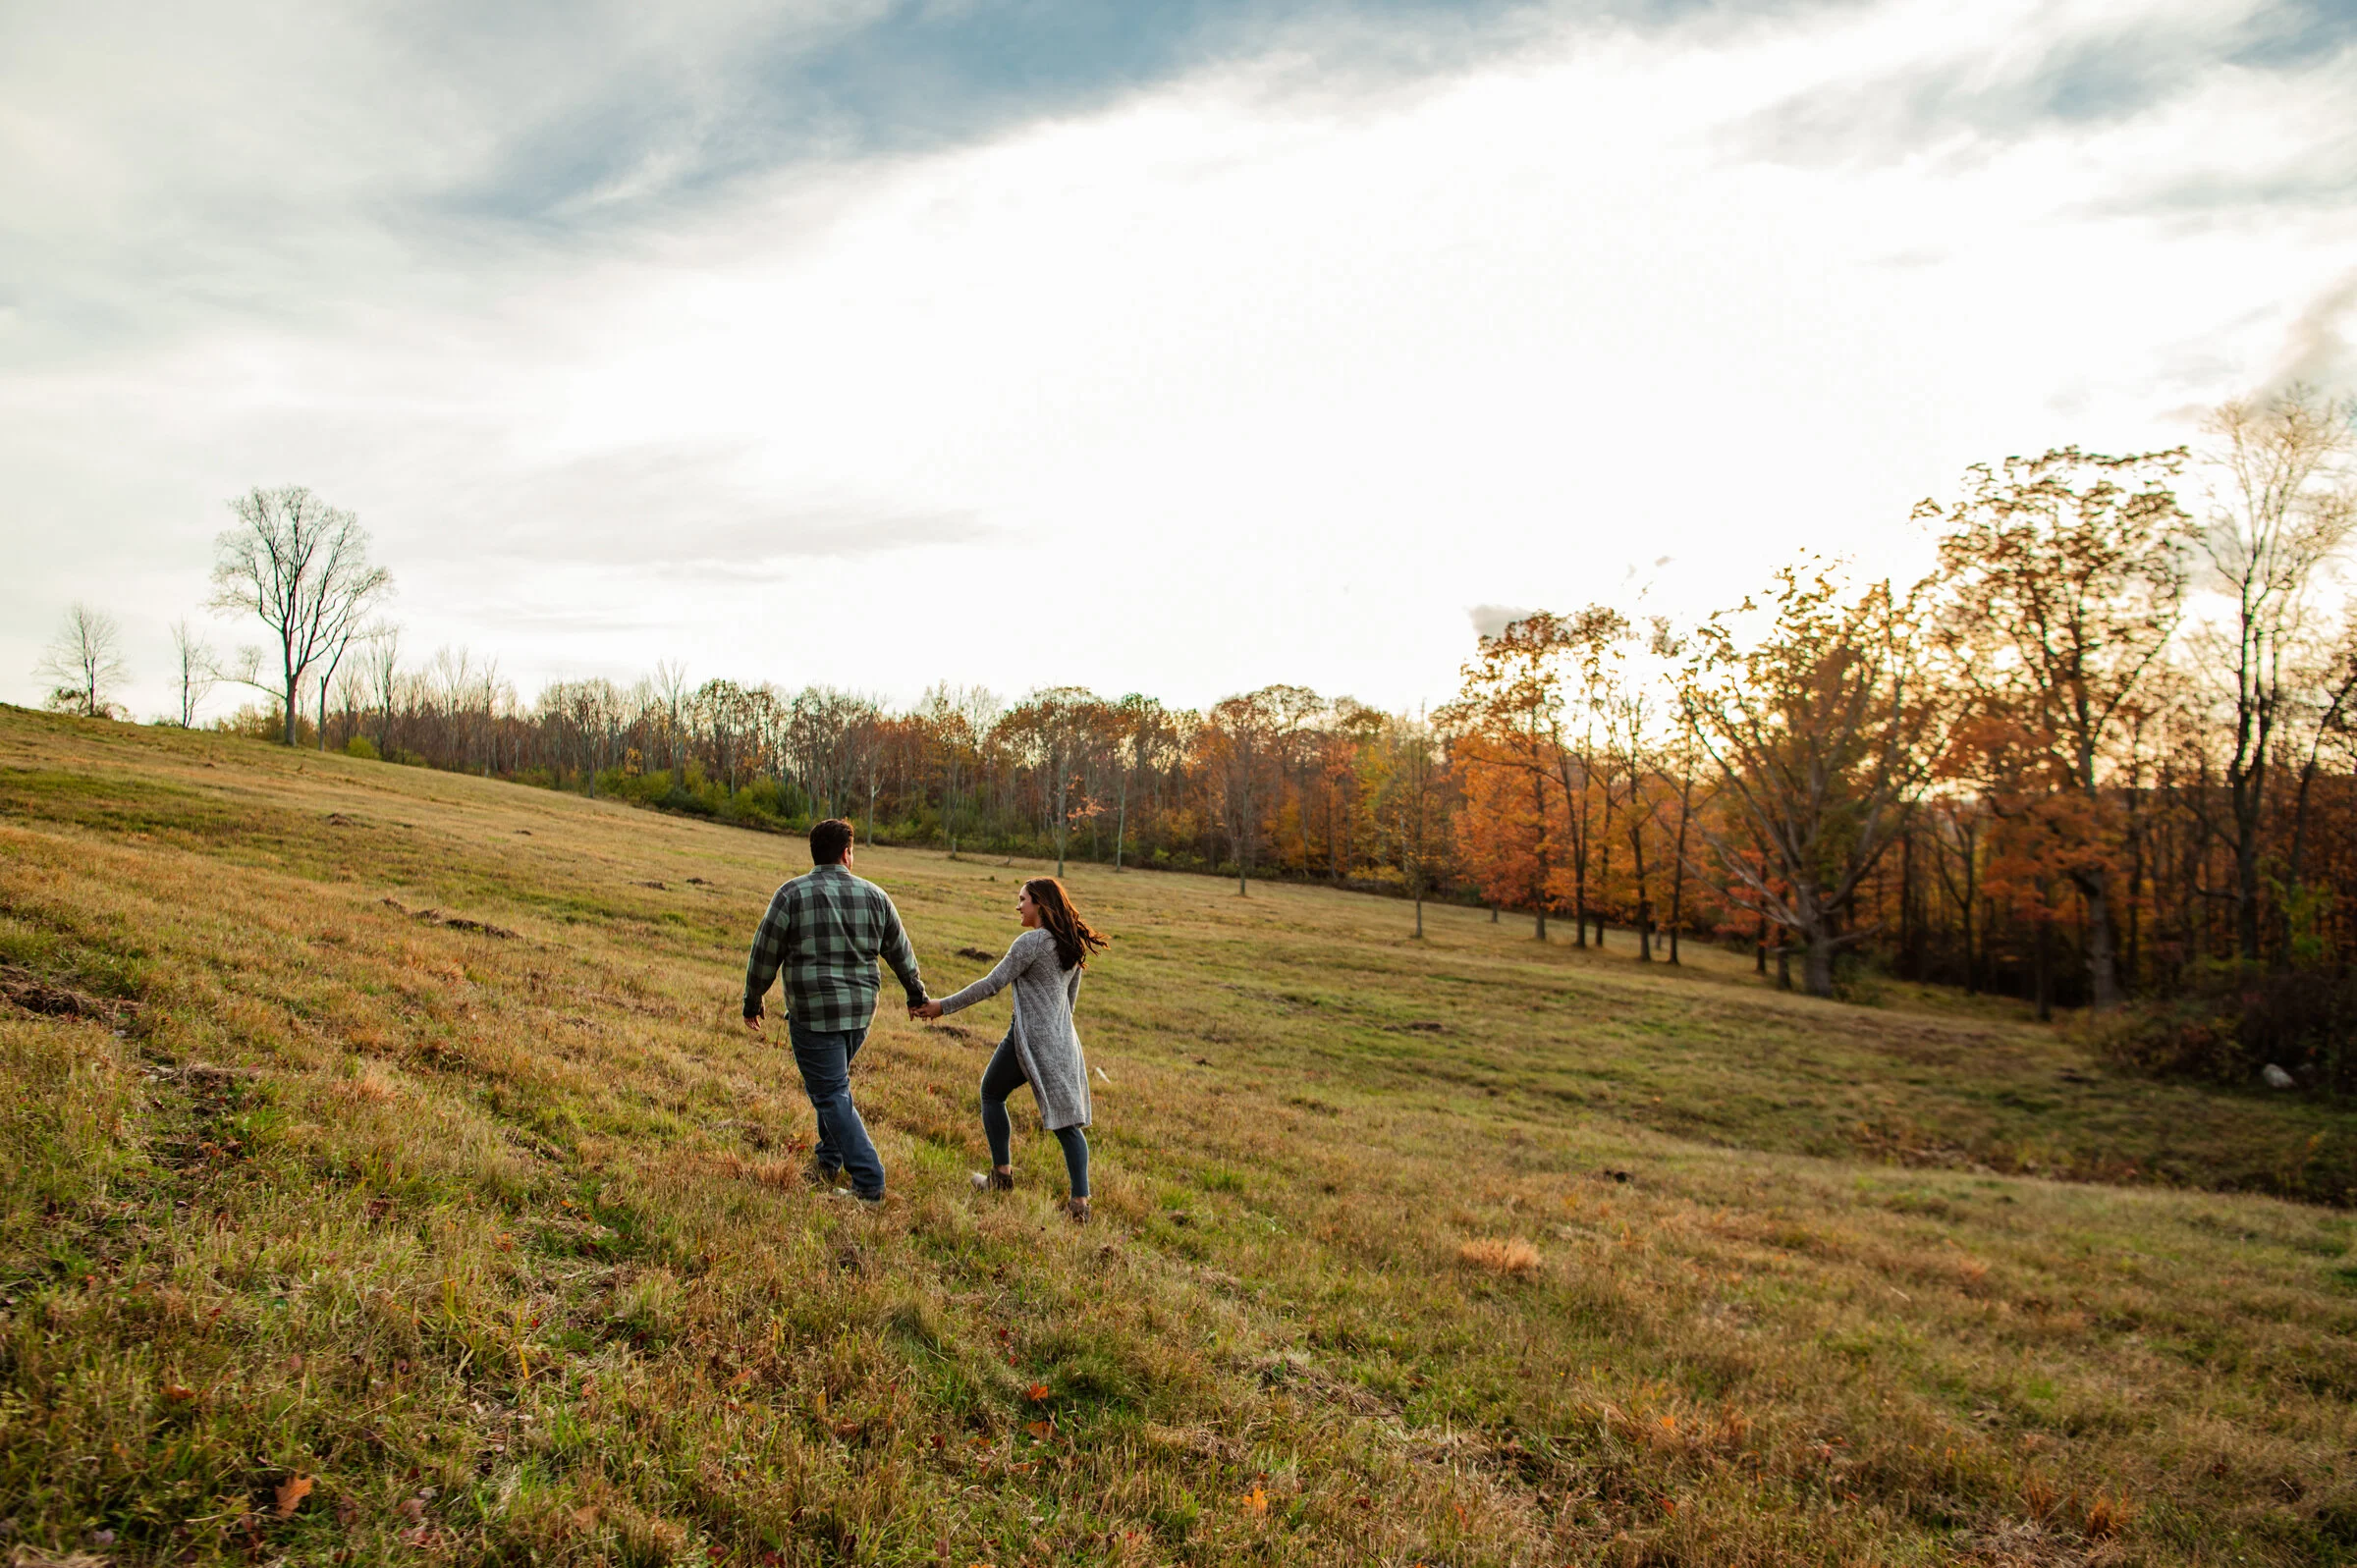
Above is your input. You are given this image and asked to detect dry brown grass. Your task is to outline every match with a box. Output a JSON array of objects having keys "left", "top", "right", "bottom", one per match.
[
  {"left": 1456, "top": 1237, "right": 1541, "bottom": 1275},
  {"left": 1, "top": 707, "right": 2354, "bottom": 1565}
]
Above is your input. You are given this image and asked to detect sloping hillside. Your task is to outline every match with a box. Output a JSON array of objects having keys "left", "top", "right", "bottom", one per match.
[{"left": 2, "top": 708, "right": 2352, "bottom": 1566}]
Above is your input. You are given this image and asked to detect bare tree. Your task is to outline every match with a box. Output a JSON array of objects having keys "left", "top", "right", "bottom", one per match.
[
  {"left": 168, "top": 618, "right": 217, "bottom": 728},
  {"left": 208, "top": 486, "right": 394, "bottom": 745},
  {"left": 653, "top": 659, "right": 690, "bottom": 778},
  {"left": 359, "top": 625, "right": 402, "bottom": 755},
  {"left": 36, "top": 604, "right": 130, "bottom": 719},
  {"left": 2194, "top": 388, "right": 2357, "bottom": 959},
  {"left": 310, "top": 613, "right": 392, "bottom": 752}
]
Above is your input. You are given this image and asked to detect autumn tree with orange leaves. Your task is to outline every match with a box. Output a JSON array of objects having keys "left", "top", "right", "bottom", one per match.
[{"left": 1922, "top": 446, "right": 2193, "bottom": 1009}]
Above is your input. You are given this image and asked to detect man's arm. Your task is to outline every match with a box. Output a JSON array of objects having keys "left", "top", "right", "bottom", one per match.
[
  {"left": 743, "top": 887, "right": 793, "bottom": 1023},
  {"left": 875, "top": 892, "right": 926, "bottom": 1007}
]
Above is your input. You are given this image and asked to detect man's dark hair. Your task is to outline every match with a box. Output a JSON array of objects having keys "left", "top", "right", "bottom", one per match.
[{"left": 809, "top": 818, "right": 855, "bottom": 865}]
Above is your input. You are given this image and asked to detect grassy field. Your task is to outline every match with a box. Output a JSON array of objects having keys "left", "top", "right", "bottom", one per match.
[{"left": 3, "top": 706, "right": 2354, "bottom": 1567}]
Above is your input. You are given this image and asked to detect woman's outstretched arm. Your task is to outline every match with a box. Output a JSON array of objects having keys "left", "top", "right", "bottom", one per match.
[{"left": 918, "top": 935, "right": 1034, "bottom": 1019}]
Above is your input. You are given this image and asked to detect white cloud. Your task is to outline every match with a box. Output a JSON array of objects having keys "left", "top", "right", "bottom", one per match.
[{"left": 2, "top": 0, "right": 2352, "bottom": 720}]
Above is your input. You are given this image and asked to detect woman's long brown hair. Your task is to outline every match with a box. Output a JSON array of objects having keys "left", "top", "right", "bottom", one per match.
[{"left": 1024, "top": 877, "right": 1111, "bottom": 970}]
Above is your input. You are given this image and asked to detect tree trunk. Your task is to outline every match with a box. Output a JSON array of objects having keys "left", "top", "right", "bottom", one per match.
[
  {"left": 2122, "top": 785, "right": 2144, "bottom": 990},
  {"left": 1898, "top": 826, "right": 1914, "bottom": 980},
  {"left": 1803, "top": 934, "right": 1836, "bottom": 999},
  {"left": 1594, "top": 794, "right": 1613, "bottom": 948},
  {"left": 2076, "top": 871, "right": 2121, "bottom": 1009},
  {"left": 1529, "top": 770, "right": 1551, "bottom": 942},
  {"left": 2285, "top": 756, "right": 2322, "bottom": 959},
  {"left": 1630, "top": 822, "right": 1651, "bottom": 961},
  {"left": 2233, "top": 829, "right": 2263, "bottom": 962},
  {"left": 2034, "top": 918, "right": 2054, "bottom": 1022},
  {"left": 1666, "top": 769, "right": 1693, "bottom": 966}
]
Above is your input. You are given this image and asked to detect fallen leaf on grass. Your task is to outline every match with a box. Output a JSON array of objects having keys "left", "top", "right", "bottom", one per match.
[
  {"left": 1024, "top": 1383, "right": 1050, "bottom": 1402},
  {"left": 273, "top": 1476, "right": 312, "bottom": 1517},
  {"left": 1024, "top": 1420, "right": 1055, "bottom": 1439},
  {"left": 1241, "top": 1485, "right": 1268, "bottom": 1517}
]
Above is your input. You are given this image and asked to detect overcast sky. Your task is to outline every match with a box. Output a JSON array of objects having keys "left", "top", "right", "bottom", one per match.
[{"left": 4, "top": 0, "right": 2353, "bottom": 720}]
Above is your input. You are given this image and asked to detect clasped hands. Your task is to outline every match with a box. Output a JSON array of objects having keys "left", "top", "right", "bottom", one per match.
[{"left": 908, "top": 998, "right": 944, "bottom": 1021}]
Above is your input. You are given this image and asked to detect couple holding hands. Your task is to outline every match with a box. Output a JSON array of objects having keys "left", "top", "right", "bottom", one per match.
[{"left": 741, "top": 817, "right": 1110, "bottom": 1222}]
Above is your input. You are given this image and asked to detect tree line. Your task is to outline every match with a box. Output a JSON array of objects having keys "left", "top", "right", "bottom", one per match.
[{"left": 30, "top": 390, "right": 2357, "bottom": 1052}]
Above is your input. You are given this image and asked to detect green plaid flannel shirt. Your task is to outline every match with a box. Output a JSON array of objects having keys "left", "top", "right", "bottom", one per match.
[{"left": 742, "top": 863, "right": 926, "bottom": 1033}]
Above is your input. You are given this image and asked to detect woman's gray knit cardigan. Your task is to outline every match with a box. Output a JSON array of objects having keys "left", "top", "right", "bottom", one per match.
[{"left": 937, "top": 927, "right": 1091, "bottom": 1130}]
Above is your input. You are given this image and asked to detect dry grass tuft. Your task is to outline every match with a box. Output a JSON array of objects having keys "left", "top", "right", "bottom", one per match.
[
  {"left": 1457, "top": 1236, "right": 1541, "bottom": 1275},
  {"left": 2083, "top": 1488, "right": 2137, "bottom": 1541}
]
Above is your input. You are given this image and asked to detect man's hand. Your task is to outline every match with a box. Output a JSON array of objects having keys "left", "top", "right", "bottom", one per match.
[
  {"left": 909, "top": 1000, "right": 944, "bottom": 1021},
  {"left": 743, "top": 1012, "right": 764, "bottom": 1036}
]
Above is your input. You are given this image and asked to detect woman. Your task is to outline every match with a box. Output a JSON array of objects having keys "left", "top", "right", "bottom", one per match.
[{"left": 913, "top": 877, "right": 1110, "bottom": 1222}]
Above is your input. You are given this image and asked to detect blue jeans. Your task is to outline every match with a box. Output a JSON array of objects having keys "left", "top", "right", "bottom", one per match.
[{"left": 788, "top": 1020, "right": 884, "bottom": 1199}]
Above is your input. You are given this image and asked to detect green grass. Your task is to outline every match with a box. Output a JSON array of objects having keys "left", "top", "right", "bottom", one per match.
[{"left": 3, "top": 705, "right": 2355, "bottom": 1565}]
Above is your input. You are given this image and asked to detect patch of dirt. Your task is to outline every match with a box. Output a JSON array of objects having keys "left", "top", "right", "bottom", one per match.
[
  {"left": 956, "top": 946, "right": 997, "bottom": 962},
  {"left": 380, "top": 898, "right": 521, "bottom": 940},
  {"left": 0, "top": 963, "right": 139, "bottom": 1026}
]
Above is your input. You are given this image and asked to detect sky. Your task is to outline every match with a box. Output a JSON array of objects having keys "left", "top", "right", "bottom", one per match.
[{"left": 3, "top": 0, "right": 2353, "bottom": 721}]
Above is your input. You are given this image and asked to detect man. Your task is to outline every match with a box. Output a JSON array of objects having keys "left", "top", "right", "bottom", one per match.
[{"left": 742, "top": 818, "right": 927, "bottom": 1204}]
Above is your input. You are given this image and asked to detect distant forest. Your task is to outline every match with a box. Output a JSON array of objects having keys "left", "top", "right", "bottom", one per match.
[{"left": 34, "top": 389, "right": 2357, "bottom": 1080}]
